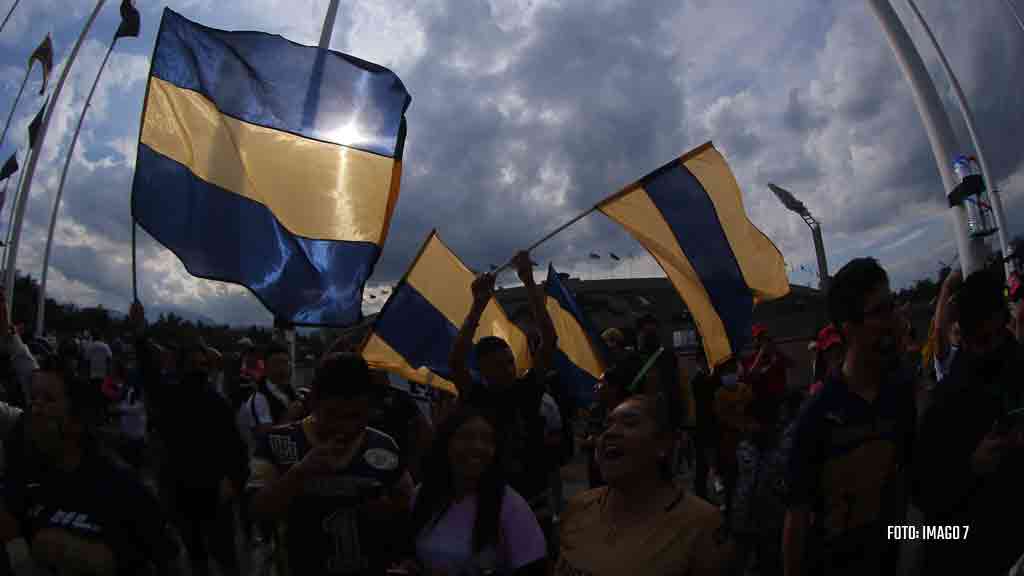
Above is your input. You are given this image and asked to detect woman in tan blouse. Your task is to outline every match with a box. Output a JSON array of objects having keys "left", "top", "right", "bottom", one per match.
[{"left": 555, "top": 393, "right": 734, "bottom": 576}]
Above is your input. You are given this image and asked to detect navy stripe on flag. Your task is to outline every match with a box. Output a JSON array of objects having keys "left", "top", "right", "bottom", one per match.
[
  {"left": 554, "top": 350, "right": 596, "bottom": 407},
  {"left": 546, "top": 265, "right": 608, "bottom": 365},
  {"left": 132, "top": 144, "right": 378, "bottom": 326},
  {"left": 373, "top": 283, "right": 459, "bottom": 381},
  {"left": 640, "top": 161, "right": 752, "bottom": 355}
]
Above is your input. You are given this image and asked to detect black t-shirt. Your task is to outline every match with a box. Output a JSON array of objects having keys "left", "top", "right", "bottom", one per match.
[
  {"left": 3, "top": 418, "right": 176, "bottom": 575},
  {"left": 784, "top": 368, "right": 916, "bottom": 575},
  {"left": 914, "top": 340, "right": 1024, "bottom": 574},
  {"left": 248, "top": 419, "right": 405, "bottom": 575},
  {"left": 370, "top": 385, "right": 420, "bottom": 461},
  {"left": 466, "top": 371, "right": 548, "bottom": 505}
]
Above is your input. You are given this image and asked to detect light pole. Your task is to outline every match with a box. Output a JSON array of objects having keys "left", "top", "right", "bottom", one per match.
[
  {"left": 768, "top": 183, "right": 830, "bottom": 292},
  {"left": 1004, "top": 0, "right": 1024, "bottom": 34},
  {"left": 865, "top": 0, "right": 985, "bottom": 277},
  {"left": 904, "top": 0, "right": 1013, "bottom": 276}
]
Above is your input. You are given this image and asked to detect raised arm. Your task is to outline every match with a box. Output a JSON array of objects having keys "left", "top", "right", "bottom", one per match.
[
  {"left": 449, "top": 273, "right": 494, "bottom": 399},
  {"left": 934, "top": 269, "right": 962, "bottom": 361},
  {"left": 514, "top": 251, "right": 556, "bottom": 377}
]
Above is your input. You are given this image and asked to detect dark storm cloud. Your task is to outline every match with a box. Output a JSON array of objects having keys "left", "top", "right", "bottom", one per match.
[{"left": 2, "top": 0, "right": 1023, "bottom": 325}]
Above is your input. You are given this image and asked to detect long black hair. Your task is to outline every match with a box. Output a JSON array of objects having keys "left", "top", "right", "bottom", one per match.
[{"left": 409, "top": 405, "right": 507, "bottom": 554}]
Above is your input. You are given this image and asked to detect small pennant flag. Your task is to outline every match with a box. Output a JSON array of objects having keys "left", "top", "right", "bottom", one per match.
[
  {"left": 29, "top": 35, "right": 53, "bottom": 96},
  {"left": 589, "top": 253, "right": 601, "bottom": 260},
  {"left": 0, "top": 154, "right": 18, "bottom": 182},
  {"left": 610, "top": 252, "right": 621, "bottom": 261},
  {"left": 115, "top": 0, "right": 141, "bottom": 40},
  {"left": 28, "top": 101, "right": 46, "bottom": 150}
]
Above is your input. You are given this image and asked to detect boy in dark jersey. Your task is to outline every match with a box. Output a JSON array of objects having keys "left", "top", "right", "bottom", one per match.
[{"left": 248, "top": 353, "right": 415, "bottom": 575}]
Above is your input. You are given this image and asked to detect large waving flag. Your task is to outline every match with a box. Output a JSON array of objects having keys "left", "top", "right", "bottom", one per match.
[
  {"left": 360, "top": 231, "right": 532, "bottom": 395},
  {"left": 545, "top": 264, "right": 606, "bottom": 407},
  {"left": 132, "top": 9, "right": 411, "bottom": 325},
  {"left": 597, "top": 142, "right": 789, "bottom": 368}
]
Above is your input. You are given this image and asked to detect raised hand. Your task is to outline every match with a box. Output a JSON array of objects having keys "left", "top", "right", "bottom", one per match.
[
  {"left": 471, "top": 273, "right": 496, "bottom": 304},
  {"left": 512, "top": 251, "right": 535, "bottom": 286}
]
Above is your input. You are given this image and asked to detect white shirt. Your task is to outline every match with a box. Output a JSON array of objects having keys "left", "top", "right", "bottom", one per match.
[
  {"left": 237, "top": 380, "right": 291, "bottom": 454},
  {"left": 86, "top": 340, "right": 112, "bottom": 380},
  {"left": 119, "top": 390, "right": 147, "bottom": 441}
]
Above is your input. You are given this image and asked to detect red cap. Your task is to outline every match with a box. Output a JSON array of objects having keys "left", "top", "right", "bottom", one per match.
[
  {"left": 816, "top": 325, "right": 842, "bottom": 351},
  {"left": 751, "top": 324, "right": 769, "bottom": 339}
]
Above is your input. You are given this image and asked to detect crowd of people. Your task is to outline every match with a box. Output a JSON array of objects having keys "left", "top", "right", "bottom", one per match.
[{"left": 0, "top": 250, "right": 1017, "bottom": 575}]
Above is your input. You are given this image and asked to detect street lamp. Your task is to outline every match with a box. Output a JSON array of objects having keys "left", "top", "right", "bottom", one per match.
[{"left": 768, "top": 183, "right": 830, "bottom": 292}]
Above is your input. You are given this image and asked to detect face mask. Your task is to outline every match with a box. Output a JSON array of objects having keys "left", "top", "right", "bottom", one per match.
[{"left": 721, "top": 374, "right": 738, "bottom": 388}]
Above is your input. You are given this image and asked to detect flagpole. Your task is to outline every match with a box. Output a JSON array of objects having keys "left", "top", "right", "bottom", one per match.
[
  {"left": 1004, "top": 0, "right": 1024, "bottom": 34},
  {"left": 2, "top": 150, "right": 27, "bottom": 290},
  {"left": 904, "top": 0, "right": 1013, "bottom": 275},
  {"left": 494, "top": 206, "right": 598, "bottom": 274},
  {"left": 4, "top": 0, "right": 107, "bottom": 318},
  {"left": 2, "top": 147, "right": 27, "bottom": 266},
  {"left": 865, "top": 0, "right": 984, "bottom": 277},
  {"left": 36, "top": 39, "right": 117, "bottom": 337},
  {"left": 0, "top": 0, "right": 19, "bottom": 35},
  {"left": 0, "top": 67, "right": 30, "bottom": 147},
  {"left": 280, "top": 0, "right": 339, "bottom": 378},
  {"left": 319, "top": 0, "right": 341, "bottom": 49}
]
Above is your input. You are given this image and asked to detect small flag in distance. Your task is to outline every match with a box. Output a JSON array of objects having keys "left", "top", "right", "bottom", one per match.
[
  {"left": 116, "top": 0, "right": 141, "bottom": 39},
  {"left": 589, "top": 253, "right": 600, "bottom": 260},
  {"left": 609, "top": 253, "right": 620, "bottom": 261},
  {"left": 0, "top": 154, "right": 18, "bottom": 181},
  {"left": 29, "top": 35, "right": 53, "bottom": 96},
  {"left": 28, "top": 101, "right": 46, "bottom": 150}
]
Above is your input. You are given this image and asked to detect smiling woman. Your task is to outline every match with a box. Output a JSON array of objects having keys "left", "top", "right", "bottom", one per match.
[
  {"left": 405, "top": 405, "right": 548, "bottom": 575},
  {"left": 555, "top": 393, "right": 735, "bottom": 576}
]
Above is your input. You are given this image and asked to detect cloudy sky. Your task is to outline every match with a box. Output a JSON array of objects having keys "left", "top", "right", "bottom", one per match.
[{"left": 0, "top": 0, "right": 1022, "bottom": 327}]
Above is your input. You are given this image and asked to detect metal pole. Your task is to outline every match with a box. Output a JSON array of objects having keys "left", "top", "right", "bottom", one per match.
[
  {"left": 904, "top": 0, "right": 1013, "bottom": 275},
  {"left": 3, "top": 150, "right": 27, "bottom": 270},
  {"left": 1004, "top": 0, "right": 1024, "bottom": 34},
  {"left": 865, "top": 0, "right": 984, "bottom": 277},
  {"left": 4, "top": 0, "right": 107, "bottom": 318},
  {"left": 0, "top": 67, "right": 30, "bottom": 147},
  {"left": 36, "top": 40, "right": 116, "bottom": 337},
  {"left": 0, "top": 0, "right": 20, "bottom": 35},
  {"left": 494, "top": 206, "right": 598, "bottom": 274},
  {"left": 319, "top": 0, "right": 341, "bottom": 49}
]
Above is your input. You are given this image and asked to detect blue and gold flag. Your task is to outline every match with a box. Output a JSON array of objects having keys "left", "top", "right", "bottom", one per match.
[
  {"left": 361, "top": 231, "right": 532, "bottom": 395},
  {"left": 598, "top": 142, "right": 788, "bottom": 368},
  {"left": 132, "top": 9, "right": 411, "bottom": 325},
  {"left": 545, "top": 264, "right": 605, "bottom": 407}
]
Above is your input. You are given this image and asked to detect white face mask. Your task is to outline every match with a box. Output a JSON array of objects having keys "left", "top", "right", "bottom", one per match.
[{"left": 720, "top": 373, "right": 738, "bottom": 387}]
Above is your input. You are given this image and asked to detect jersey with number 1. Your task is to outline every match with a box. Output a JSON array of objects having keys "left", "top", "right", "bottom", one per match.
[{"left": 248, "top": 418, "right": 404, "bottom": 575}]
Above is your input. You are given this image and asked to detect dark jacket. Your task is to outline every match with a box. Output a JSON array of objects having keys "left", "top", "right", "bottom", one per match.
[
  {"left": 135, "top": 336, "right": 248, "bottom": 510},
  {"left": 914, "top": 339, "right": 1024, "bottom": 575}
]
